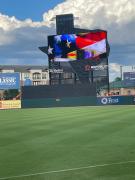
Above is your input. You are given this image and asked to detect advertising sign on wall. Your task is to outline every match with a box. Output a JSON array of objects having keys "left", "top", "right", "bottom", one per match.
[
  {"left": 123, "top": 72, "right": 135, "bottom": 81},
  {"left": 98, "top": 96, "right": 119, "bottom": 105},
  {"left": 133, "top": 96, "right": 135, "bottom": 104},
  {"left": 123, "top": 72, "right": 135, "bottom": 87},
  {"left": 0, "top": 100, "right": 21, "bottom": 109},
  {"left": 97, "top": 96, "right": 134, "bottom": 105},
  {"left": 0, "top": 73, "right": 20, "bottom": 89}
]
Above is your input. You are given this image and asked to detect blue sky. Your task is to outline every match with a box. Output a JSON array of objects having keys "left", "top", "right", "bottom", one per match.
[
  {"left": 0, "top": 0, "right": 135, "bottom": 80},
  {"left": 0, "top": 0, "right": 65, "bottom": 21}
]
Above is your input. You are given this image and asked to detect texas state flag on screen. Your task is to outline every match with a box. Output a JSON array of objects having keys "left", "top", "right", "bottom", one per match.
[{"left": 48, "top": 31, "right": 107, "bottom": 62}]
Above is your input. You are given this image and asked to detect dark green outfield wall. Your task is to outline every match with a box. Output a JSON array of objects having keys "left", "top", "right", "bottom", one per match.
[
  {"left": 21, "top": 95, "right": 135, "bottom": 108},
  {"left": 21, "top": 96, "right": 97, "bottom": 108},
  {"left": 21, "top": 84, "right": 97, "bottom": 108}
]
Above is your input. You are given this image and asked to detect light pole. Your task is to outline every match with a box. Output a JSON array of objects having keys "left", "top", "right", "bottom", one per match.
[{"left": 120, "top": 65, "right": 122, "bottom": 80}]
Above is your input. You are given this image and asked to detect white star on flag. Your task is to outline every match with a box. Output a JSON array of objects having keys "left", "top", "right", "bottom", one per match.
[
  {"left": 48, "top": 46, "right": 53, "bottom": 54},
  {"left": 66, "top": 39, "right": 71, "bottom": 48},
  {"left": 55, "top": 35, "right": 62, "bottom": 43}
]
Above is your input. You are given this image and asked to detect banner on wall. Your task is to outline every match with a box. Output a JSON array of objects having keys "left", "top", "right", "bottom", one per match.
[
  {"left": 98, "top": 96, "right": 119, "bottom": 105},
  {"left": 0, "top": 73, "right": 20, "bottom": 89},
  {"left": 123, "top": 72, "right": 135, "bottom": 81},
  {"left": 0, "top": 100, "right": 21, "bottom": 109},
  {"left": 97, "top": 96, "right": 134, "bottom": 105},
  {"left": 133, "top": 96, "right": 135, "bottom": 104}
]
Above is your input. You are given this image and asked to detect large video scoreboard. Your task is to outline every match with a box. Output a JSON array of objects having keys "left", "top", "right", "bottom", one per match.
[
  {"left": 39, "top": 14, "right": 110, "bottom": 93},
  {"left": 48, "top": 29, "right": 110, "bottom": 90}
]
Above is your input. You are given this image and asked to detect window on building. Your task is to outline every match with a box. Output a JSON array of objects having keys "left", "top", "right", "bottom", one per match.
[
  {"left": 32, "top": 73, "right": 41, "bottom": 80},
  {"left": 127, "top": 90, "right": 131, "bottom": 95},
  {"left": 42, "top": 73, "right": 46, "bottom": 79},
  {"left": 24, "top": 73, "right": 29, "bottom": 79},
  {"left": 33, "top": 81, "right": 41, "bottom": 86},
  {"left": 116, "top": 92, "right": 119, "bottom": 95},
  {"left": 62, "top": 72, "right": 73, "bottom": 79}
]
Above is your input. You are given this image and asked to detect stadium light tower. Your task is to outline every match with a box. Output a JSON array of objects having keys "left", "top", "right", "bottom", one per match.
[{"left": 120, "top": 65, "right": 123, "bottom": 80}]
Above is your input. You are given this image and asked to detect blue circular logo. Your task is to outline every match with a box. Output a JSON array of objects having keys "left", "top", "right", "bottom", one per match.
[{"left": 101, "top": 98, "right": 108, "bottom": 105}]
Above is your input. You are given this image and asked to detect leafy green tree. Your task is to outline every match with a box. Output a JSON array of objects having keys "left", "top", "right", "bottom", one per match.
[{"left": 114, "top": 77, "right": 122, "bottom": 82}]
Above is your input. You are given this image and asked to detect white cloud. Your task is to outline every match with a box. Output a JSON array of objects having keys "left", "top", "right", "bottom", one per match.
[
  {"left": 0, "top": 13, "right": 43, "bottom": 46},
  {"left": 109, "top": 63, "right": 121, "bottom": 73},
  {"left": 43, "top": 0, "right": 135, "bottom": 44},
  {"left": 0, "top": 13, "right": 49, "bottom": 31},
  {"left": 0, "top": 12, "right": 55, "bottom": 46},
  {"left": 109, "top": 63, "right": 135, "bottom": 81},
  {"left": 0, "top": 12, "right": 56, "bottom": 65},
  {"left": 0, "top": 13, "right": 54, "bottom": 64},
  {"left": 109, "top": 63, "right": 121, "bottom": 81},
  {"left": 0, "top": 0, "right": 135, "bottom": 65},
  {"left": 1, "top": 0, "right": 135, "bottom": 46},
  {"left": 43, "top": 0, "right": 135, "bottom": 26},
  {"left": 0, "top": 29, "right": 15, "bottom": 45}
]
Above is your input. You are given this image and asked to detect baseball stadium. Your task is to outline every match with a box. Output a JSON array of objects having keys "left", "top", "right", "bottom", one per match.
[{"left": 0, "top": 14, "right": 135, "bottom": 180}]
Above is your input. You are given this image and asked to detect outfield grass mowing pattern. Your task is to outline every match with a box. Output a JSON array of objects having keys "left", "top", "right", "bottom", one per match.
[{"left": 0, "top": 106, "right": 135, "bottom": 180}]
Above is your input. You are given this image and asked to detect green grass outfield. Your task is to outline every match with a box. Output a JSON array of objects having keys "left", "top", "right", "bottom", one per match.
[{"left": 0, "top": 106, "right": 135, "bottom": 180}]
